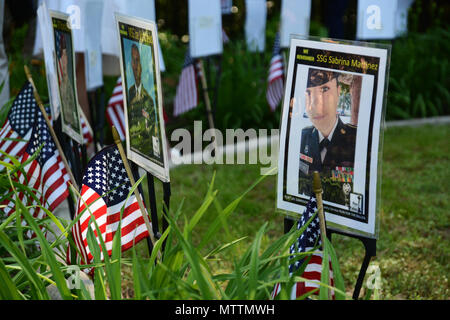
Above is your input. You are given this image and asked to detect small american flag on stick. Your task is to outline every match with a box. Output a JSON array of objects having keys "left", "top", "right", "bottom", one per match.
[
  {"left": 266, "top": 32, "right": 284, "bottom": 111},
  {"left": 1, "top": 91, "right": 70, "bottom": 232},
  {"left": 106, "top": 77, "right": 126, "bottom": 141},
  {"left": 70, "top": 145, "right": 150, "bottom": 264},
  {"left": 272, "top": 197, "right": 334, "bottom": 299},
  {"left": 0, "top": 82, "right": 38, "bottom": 170}
]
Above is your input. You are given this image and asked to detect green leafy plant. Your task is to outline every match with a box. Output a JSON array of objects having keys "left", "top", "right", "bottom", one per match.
[{"left": 0, "top": 152, "right": 346, "bottom": 300}]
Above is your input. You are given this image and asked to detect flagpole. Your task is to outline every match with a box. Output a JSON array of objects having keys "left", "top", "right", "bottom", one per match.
[
  {"left": 312, "top": 171, "right": 332, "bottom": 299},
  {"left": 111, "top": 126, "right": 160, "bottom": 260},
  {"left": 24, "top": 65, "right": 79, "bottom": 192}
]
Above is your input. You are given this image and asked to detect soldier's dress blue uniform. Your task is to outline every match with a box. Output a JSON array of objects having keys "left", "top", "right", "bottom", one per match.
[{"left": 298, "top": 116, "right": 356, "bottom": 205}]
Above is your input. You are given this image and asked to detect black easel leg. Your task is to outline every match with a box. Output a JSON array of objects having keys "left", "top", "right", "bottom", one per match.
[
  {"left": 81, "top": 144, "right": 87, "bottom": 172},
  {"left": 71, "top": 140, "right": 83, "bottom": 187},
  {"left": 146, "top": 173, "right": 160, "bottom": 239},
  {"left": 353, "top": 252, "right": 372, "bottom": 300},
  {"left": 161, "top": 182, "right": 171, "bottom": 252},
  {"left": 87, "top": 90, "right": 98, "bottom": 151}
]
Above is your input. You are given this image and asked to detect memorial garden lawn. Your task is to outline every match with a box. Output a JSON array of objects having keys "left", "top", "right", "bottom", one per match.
[{"left": 125, "top": 124, "right": 449, "bottom": 300}]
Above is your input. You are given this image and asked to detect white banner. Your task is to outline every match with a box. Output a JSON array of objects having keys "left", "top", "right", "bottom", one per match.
[
  {"left": 84, "top": 0, "right": 104, "bottom": 90},
  {"left": 280, "top": 0, "right": 311, "bottom": 48},
  {"left": 357, "top": 0, "right": 414, "bottom": 40},
  {"left": 245, "top": 0, "right": 267, "bottom": 52},
  {"left": 37, "top": 2, "right": 60, "bottom": 119},
  {"left": 188, "top": 0, "right": 223, "bottom": 58},
  {"left": 60, "top": 0, "right": 87, "bottom": 52}
]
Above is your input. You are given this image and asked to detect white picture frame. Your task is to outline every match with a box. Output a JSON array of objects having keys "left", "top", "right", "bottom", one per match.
[
  {"left": 277, "top": 36, "right": 390, "bottom": 238},
  {"left": 115, "top": 14, "right": 170, "bottom": 183}
]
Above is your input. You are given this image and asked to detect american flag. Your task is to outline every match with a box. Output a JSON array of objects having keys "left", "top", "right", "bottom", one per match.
[
  {"left": 106, "top": 77, "right": 126, "bottom": 141},
  {"left": 106, "top": 77, "right": 168, "bottom": 141},
  {"left": 0, "top": 83, "right": 38, "bottom": 170},
  {"left": 80, "top": 113, "right": 94, "bottom": 147},
  {"left": 272, "top": 197, "right": 334, "bottom": 299},
  {"left": 266, "top": 32, "right": 284, "bottom": 112},
  {"left": 173, "top": 48, "right": 199, "bottom": 117},
  {"left": 1, "top": 99, "right": 70, "bottom": 230},
  {"left": 70, "top": 145, "right": 150, "bottom": 264}
]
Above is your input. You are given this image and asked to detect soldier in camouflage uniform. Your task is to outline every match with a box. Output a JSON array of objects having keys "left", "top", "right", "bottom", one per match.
[
  {"left": 128, "top": 43, "right": 159, "bottom": 156},
  {"left": 298, "top": 69, "right": 357, "bottom": 206},
  {"left": 57, "top": 34, "right": 79, "bottom": 131}
]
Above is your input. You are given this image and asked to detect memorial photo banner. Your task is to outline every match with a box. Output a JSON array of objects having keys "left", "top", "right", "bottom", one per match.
[
  {"left": 116, "top": 14, "right": 170, "bottom": 183},
  {"left": 277, "top": 37, "right": 390, "bottom": 238},
  {"left": 50, "top": 10, "right": 83, "bottom": 144}
]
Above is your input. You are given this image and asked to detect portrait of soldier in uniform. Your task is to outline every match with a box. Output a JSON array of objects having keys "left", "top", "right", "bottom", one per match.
[
  {"left": 127, "top": 43, "right": 160, "bottom": 158},
  {"left": 298, "top": 68, "right": 361, "bottom": 206},
  {"left": 56, "top": 32, "right": 79, "bottom": 132}
]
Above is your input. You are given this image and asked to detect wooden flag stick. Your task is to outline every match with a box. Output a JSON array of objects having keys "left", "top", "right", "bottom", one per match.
[
  {"left": 197, "top": 59, "right": 215, "bottom": 132},
  {"left": 197, "top": 59, "right": 219, "bottom": 153},
  {"left": 24, "top": 65, "right": 79, "bottom": 192},
  {"left": 312, "top": 171, "right": 331, "bottom": 298},
  {"left": 111, "top": 126, "right": 160, "bottom": 260}
]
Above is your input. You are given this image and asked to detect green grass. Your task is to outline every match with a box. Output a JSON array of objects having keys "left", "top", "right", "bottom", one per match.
[{"left": 134, "top": 123, "right": 449, "bottom": 300}]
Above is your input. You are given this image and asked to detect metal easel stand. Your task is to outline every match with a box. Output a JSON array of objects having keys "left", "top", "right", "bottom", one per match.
[
  {"left": 54, "top": 118, "right": 77, "bottom": 219},
  {"left": 326, "top": 227, "right": 377, "bottom": 300},
  {"left": 129, "top": 162, "right": 171, "bottom": 256},
  {"left": 87, "top": 86, "right": 106, "bottom": 152},
  {"left": 283, "top": 216, "right": 376, "bottom": 300}
]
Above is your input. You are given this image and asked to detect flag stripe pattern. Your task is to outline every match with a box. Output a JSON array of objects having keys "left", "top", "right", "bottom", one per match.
[
  {"left": 1, "top": 99, "right": 70, "bottom": 234},
  {"left": 271, "top": 197, "right": 334, "bottom": 299},
  {"left": 106, "top": 77, "right": 126, "bottom": 141},
  {"left": 81, "top": 114, "right": 93, "bottom": 147},
  {"left": 0, "top": 83, "right": 38, "bottom": 171},
  {"left": 71, "top": 145, "right": 150, "bottom": 264},
  {"left": 266, "top": 32, "right": 284, "bottom": 111},
  {"left": 173, "top": 48, "right": 198, "bottom": 117}
]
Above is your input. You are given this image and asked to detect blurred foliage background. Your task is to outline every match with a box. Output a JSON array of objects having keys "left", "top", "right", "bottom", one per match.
[{"left": 2, "top": 0, "right": 449, "bottom": 142}]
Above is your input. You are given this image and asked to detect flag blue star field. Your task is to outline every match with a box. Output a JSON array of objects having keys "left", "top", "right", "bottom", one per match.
[
  {"left": 1, "top": 95, "right": 70, "bottom": 231},
  {"left": 71, "top": 145, "right": 150, "bottom": 264},
  {"left": 272, "top": 196, "right": 334, "bottom": 299},
  {"left": 0, "top": 82, "right": 38, "bottom": 170},
  {"left": 266, "top": 32, "right": 284, "bottom": 111}
]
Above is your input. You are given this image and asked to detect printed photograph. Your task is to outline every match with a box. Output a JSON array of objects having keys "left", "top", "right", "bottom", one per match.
[
  {"left": 116, "top": 15, "right": 170, "bottom": 183},
  {"left": 124, "top": 39, "right": 161, "bottom": 160},
  {"left": 297, "top": 68, "right": 362, "bottom": 207},
  {"left": 277, "top": 39, "right": 388, "bottom": 237},
  {"left": 51, "top": 13, "right": 82, "bottom": 144}
]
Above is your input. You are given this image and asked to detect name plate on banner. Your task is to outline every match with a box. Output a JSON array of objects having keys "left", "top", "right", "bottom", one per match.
[
  {"left": 245, "top": 0, "right": 267, "bottom": 52},
  {"left": 280, "top": 0, "right": 311, "bottom": 48},
  {"left": 189, "top": 0, "right": 223, "bottom": 58}
]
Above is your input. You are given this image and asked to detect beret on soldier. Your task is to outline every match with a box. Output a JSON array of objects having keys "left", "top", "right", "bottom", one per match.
[{"left": 307, "top": 69, "right": 339, "bottom": 88}]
